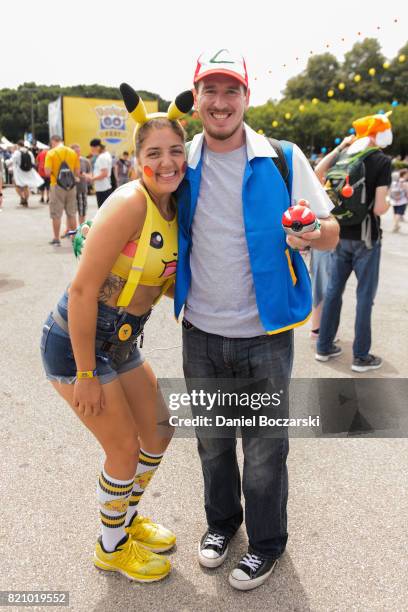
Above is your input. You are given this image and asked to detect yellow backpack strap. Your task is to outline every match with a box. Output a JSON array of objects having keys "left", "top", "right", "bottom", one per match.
[{"left": 116, "top": 186, "right": 153, "bottom": 307}]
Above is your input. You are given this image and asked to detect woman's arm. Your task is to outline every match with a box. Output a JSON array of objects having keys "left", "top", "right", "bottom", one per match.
[{"left": 69, "top": 189, "right": 147, "bottom": 415}]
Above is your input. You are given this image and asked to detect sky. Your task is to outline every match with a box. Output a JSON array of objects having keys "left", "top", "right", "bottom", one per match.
[{"left": 1, "top": 0, "right": 406, "bottom": 106}]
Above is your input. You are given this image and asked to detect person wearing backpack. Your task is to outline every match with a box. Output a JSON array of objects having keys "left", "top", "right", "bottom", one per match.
[
  {"left": 44, "top": 135, "right": 80, "bottom": 246},
  {"left": 309, "top": 134, "right": 356, "bottom": 340},
  {"left": 175, "top": 48, "right": 339, "bottom": 591},
  {"left": 11, "top": 140, "right": 44, "bottom": 207},
  {"left": 315, "top": 113, "right": 392, "bottom": 372}
]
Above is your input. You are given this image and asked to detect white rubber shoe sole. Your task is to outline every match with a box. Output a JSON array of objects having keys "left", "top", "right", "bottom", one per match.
[
  {"left": 351, "top": 362, "right": 382, "bottom": 373},
  {"left": 229, "top": 559, "right": 278, "bottom": 591},
  {"left": 315, "top": 347, "right": 342, "bottom": 362},
  {"left": 198, "top": 543, "right": 229, "bottom": 568}
]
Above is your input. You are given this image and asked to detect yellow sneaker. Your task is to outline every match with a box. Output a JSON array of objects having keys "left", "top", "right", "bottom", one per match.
[
  {"left": 94, "top": 535, "right": 170, "bottom": 582},
  {"left": 125, "top": 515, "right": 176, "bottom": 552}
]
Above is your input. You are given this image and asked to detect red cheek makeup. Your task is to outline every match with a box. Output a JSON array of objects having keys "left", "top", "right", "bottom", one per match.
[{"left": 143, "top": 165, "right": 154, "bottom": 178}]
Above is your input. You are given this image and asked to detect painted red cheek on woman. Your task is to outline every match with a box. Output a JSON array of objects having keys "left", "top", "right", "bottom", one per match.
[{"left": 143, "top": 165, "right": 154, "bottom": 178}]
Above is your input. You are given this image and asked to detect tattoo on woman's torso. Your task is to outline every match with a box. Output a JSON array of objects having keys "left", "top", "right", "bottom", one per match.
[{"left": 98, "top": 274, "right": 127, "bottom": 304}]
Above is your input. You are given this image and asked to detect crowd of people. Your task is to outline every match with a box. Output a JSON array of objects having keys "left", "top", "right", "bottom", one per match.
[
  {"left": 0, "top": 139, "right": 135, "bottom": 220},
  {"left": 1, "top": 47, "right": 405, "bottom": 593}
]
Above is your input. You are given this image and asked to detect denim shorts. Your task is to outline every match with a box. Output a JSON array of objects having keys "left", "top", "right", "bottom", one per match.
[{"left": 40, "top": 291, "right": 150, "bottom": 385}]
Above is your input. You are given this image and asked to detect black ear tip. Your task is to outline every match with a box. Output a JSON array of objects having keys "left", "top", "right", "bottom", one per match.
[
  {"left": 175, "top": 90, "right": 194, "bottom": 114},
  {"left": 119, "top": 82, "right": 131, "bottom": 95},
  {"left": 119, "top": 83, "right": 139, "bottom": 112}
]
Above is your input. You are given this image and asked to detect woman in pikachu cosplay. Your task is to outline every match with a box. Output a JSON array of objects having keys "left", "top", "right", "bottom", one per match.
[{"left": 40, "top": 83, "right": 194, "bottom": 582}]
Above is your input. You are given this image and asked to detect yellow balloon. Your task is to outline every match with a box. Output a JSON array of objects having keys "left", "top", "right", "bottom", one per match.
[
  {"left": 327, "top": 89, "right": 334, "bottom": 98},
  {"left": 299, "top": 104, "right": 305, "bottom": 111},
  {"left": 257, "top": 129, "right": 264, "bottom": 135},
  {"left": 399, "top": 54, "right": 406, "bottom": 63},
  {"left": 284, "top": 112, "right": 291, "bottom": 120},
  {"left": 354, "top": 74, "right": 361, "bottom": 82},
  {"left": 368, "top": 67, "right": 376, "bottom": 76},
  {"left": 272, "top": 120, "right": 279, "bottom": 127},
  {"left": 383, "top": 61, "right": 390, "bottom": 69},
  {"left": 312, "top": 98, "right": 319, "bottom": 105},
  {"left": 338, "top": 82, "right": 345, "bottom": 90}
]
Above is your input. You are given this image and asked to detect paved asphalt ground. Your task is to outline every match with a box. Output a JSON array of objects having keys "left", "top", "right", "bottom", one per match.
[{"left": 0, "top": 188, "right": 407, "bottom": 611}]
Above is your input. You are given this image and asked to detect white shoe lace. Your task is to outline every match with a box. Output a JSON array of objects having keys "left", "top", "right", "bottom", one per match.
[
  {"left": 240, "top": 553, "right": 263, "bottom": 572},
  {"left": 203, "top": 532, "right": 225, "bottom": 549}
]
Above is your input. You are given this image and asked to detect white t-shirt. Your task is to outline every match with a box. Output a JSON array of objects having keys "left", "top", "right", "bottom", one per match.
[{"left": 94, "top": 151, "right": 112, "bottom": 192}]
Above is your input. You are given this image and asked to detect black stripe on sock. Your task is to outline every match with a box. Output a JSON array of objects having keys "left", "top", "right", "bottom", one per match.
[
  {"left": 100, "top": 472, "right": 134, "bottom": 490},
  {"left": 98, "top": 480, "right": 133, "bottom": 497}
]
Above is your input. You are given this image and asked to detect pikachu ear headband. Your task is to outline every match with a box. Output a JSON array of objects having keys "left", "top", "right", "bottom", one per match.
[{"left": 120, "top": 83, "right": 194, "bottom": 137}]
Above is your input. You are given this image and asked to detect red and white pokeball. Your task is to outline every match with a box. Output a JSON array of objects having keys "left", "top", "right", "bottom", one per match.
[{"left": 282, "top": 200, "right": 318, "bottom": 235}]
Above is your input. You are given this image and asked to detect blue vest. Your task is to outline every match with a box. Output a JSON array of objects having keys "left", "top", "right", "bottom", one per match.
[{"left": 174, "top": 141, "right": 312, "bottom": 335}]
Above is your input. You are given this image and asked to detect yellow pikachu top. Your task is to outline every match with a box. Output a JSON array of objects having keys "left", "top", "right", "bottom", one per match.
[{"left": 111, "top": 182, "right": 177, "bottom": 282}]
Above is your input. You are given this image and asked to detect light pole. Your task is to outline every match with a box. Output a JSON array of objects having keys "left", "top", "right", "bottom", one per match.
[{"left": 21, "top": 88, "right": 36, "bottom": 142}]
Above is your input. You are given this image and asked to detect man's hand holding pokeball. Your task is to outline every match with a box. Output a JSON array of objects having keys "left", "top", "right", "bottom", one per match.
[{"left": 282, "top": 200, "right": 321, "bottom": 251}]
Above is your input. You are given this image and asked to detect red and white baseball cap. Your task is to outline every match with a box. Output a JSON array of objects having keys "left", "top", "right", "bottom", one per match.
[{"left": 194, "top": 48, "right": 248, "bottom": 88}]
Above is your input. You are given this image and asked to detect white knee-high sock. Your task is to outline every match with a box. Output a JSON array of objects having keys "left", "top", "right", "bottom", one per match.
[
  {"left": 97, "top": 468, "right": 134, "bottom": 552},
  {"left": 125, "top": 449, "right": 163, "bottom": 527}
]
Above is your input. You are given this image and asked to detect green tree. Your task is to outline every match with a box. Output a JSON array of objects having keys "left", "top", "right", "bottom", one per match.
[
  {"left": 341, "top": 38, "right": 388, "bottom": 103},
  {"left": 0, "top": 83, "right": 169, "bottom": 142},
  {"left": 284, "top": 53, "right": 341, "bottom": 101},
  {"left": 386, "top": 42, "right": 408, "bottom": 104}
]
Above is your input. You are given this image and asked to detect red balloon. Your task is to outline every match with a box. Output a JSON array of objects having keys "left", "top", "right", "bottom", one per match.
[{"left": 342, "top": 184, "right": 354, "bottom": 198}]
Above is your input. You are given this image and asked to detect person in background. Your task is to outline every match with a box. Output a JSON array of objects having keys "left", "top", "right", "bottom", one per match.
[
  {"left": 315, "top": 113, "right": 392, "bottom": 372},
  {"left": 389, "top": 169, "right": 408, "bottom": 233},
  {"left": 36, "top": 147, "right": 50, "bottom": 203},
  {"left": 44, "top": 135, "right": 80, "bottom": 246},
  {"left": 83, "top": 139, "right": 112, "bottom": 208},
  {"left": 11, "top": 140, "right": 43, "bottom": 207},
  {"left": 310, "top": 135, "right": 355, "bottom": 340},
  {"left": 115, "top": 151, "right": 132, "bottom": 187},
  {"left": 71, "top": 144, "right": 91, "bottom": 225}
]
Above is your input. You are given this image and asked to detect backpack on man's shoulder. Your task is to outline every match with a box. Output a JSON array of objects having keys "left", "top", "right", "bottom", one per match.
[
  {"left": 56, "top": 150, "right": 76, "bottom": 190},
  {"left": 324, "top": 147, "right": 378, "bottom": 226},
  {"left": 20, "top": 150, "right": 33, "bottom": 172}
]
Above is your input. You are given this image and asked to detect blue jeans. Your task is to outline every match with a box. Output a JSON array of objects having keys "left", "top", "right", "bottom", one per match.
[
  {"left": 182, "top": 323, "right": 293, "bottom": 560},
  {"left": 41, "top": 291, "right": 149, "bottom": 384},
  {"left": 317, "top": 239, "right": 381, "bottom": 358}
]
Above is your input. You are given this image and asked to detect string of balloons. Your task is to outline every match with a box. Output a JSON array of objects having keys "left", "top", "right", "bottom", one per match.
[{"left": 256, "top": 17, "right": 405, "bottom": 151}]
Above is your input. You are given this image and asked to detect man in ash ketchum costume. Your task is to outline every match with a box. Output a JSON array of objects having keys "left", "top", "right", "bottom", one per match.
[
  {"left": 316, "top": 111, "right": 392, "bottom": 372},
  {"left": 175, "top": 48, "right": 339, "bottom": 591}
]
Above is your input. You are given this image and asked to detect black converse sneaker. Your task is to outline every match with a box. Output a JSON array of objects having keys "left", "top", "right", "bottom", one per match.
[
  {"left": 229, "top": 552, "right": 278, "bottom": 591},
  {"left": 198, "top": 530, "right": 230, "bottom": 568},
  {"left": 351, "top": 353, "right": 383, "bottom": 373}
]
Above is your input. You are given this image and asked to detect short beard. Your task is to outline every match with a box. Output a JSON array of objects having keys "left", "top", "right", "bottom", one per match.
[{"left": 204, "top": 120, "right": 242, "bottom": 141}]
